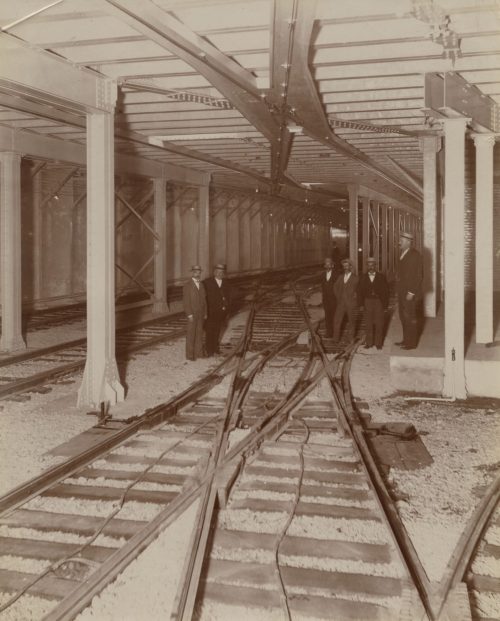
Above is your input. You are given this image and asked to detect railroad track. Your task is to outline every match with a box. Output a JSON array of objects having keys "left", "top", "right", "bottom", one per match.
[
  {"left": 0, "top": 276, "right": 322, "bottom": 620},
  {"left": 0, "top": 268, "right": 317, "bottom": 402},
  {"left": 0, "top": 313, "right": 187, "bottom": 401},
  {"left": 435, "top": 476, "right": 500, "bottom": 621},
  {"left": 173, "top": 288, "right": 430, "bottom": 621}
]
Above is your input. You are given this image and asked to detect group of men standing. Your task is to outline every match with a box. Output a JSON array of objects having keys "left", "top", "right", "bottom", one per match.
[
  {"left": 322, "top": 231, "right": 423, "bottom": 350},
  {"left": 182, "top": 263, "right": 231, "bottom": 361}
]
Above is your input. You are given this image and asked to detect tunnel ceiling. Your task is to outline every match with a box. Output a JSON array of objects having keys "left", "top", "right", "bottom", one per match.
[{"left": 0, "top": 0, "right": 499, "bottom": 210}]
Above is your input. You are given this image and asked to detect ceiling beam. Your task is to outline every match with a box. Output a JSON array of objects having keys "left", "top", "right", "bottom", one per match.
[
  {"left": 272, "top": 0, "right": 423, "bottom": 202},
  {"left": 0, "top": 125, "right": 209, "bottom": 184},
  {"left": 424, "top": 72, "right": 499, "bottom": 132},
  {"left": 102, "top": 0, "right": 279, "bottom": 141},
  {"left": 268, "top": 0, "right": 297, "bottom": 190},
  {"left": 0, "top": 32, "right": 113, "bottom": 113},
  {"left": 385, "top": 156, "right": 424, "bottom": 195}
]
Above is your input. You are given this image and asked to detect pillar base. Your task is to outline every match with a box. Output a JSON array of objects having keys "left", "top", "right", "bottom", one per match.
[
  {"left": 0, "top": 334, "right": 27, "bottom": 353},
  {"left": 77, "top": 358, "right": 124, "bottom": 409},
  {"left": 152, "top": 300, "right": 169, "bottom": 314}
]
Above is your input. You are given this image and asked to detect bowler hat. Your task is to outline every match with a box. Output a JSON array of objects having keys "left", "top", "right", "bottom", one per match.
[
  {"left": 191, "top": 265, "right": 202, "bottom": 271},
  {"left": 214, "top": 263, "right": 226, "bottom": 270},
  {"left": 399, "top": 231, "right": 413, "bottom": 240}
]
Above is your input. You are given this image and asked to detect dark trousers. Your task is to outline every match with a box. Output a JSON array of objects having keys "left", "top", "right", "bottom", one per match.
[
  {"left": 323, "top": 299, "right": 335, "bottom": 337},
  {"left": 205, "top": 314, "right": 227, "bottom": 355},
  {"left": 398, "top": 294, "right": 420, "bottom": 348},
  {"left": 364, "top": 298, "right": 385, "bottom": 348},
  {"left": 186, "top": 314, "right": 204, "bottom": 360},
  {"left": 333, "top": 302, "right": 356, "bottom": 342}
]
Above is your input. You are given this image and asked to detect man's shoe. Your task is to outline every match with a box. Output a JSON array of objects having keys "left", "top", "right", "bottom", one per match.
[
  {"left": 401, "top": 346, "right": 416, "bottom": 350},
  {"left": 376, "top": 346, "right": 383, "bottom": 350},
  {"left": 363, "top": 345, "right": 372, "bottom": 349},
  {"left": 394, "top": 341, "right": 405, "bottom": 346}
]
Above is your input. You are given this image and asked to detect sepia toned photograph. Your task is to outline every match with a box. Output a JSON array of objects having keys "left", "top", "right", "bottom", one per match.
[{"left": 0, "top": 0, "right": 499, "bottom": 619}]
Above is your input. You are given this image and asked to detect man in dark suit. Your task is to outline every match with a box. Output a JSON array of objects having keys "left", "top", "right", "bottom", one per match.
[
  {"left": 396, "top": 231, "right": 423, "bottom": 350},
  {"left": 333, "top": 258, "right": 359, "bottom": 343},
  {"left": 321, "top": 257, "right": 336, "bottom": 338},
  {"left": 203, "top": 263, "right": 231, "bottom": 356},
  {"left": 182, "top": 265, "right": 207, "bottom": 361},
  {"left": 358, "top": 257, "right": 389, "bottom": 349}
]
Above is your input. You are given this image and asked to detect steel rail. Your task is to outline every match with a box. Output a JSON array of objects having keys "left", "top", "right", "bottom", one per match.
[
  {"left": 291, "top": 285, "right": 436, "bottom": 621},
  {"left": 434, "top": 474, "right": 500, "bottom": 620},
  {"left": 335, "top": 329, "right": 437, "bottom": 621},
  {"left": 171, "top": 283, "right": 321, "bottom": 620},
  {"left": 0, "top": 282, "right": 316, "bottom": 619}
]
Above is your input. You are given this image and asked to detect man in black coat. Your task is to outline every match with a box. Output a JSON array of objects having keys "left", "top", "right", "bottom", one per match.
[
  {"left": 396, "top": 231, "right": 423, "bottom": 349},
  {"left": 321, "top": 257, "right": 336, "bottom": 338},
  {"left": 333, "top": 258, "right": 359, "bottom": 343},
  {"left": 182, "top": 265, "right": 207, "bottom": 361},
  {"left": 357, "top": 257, "right": 389, "bottom": 349},
  {"left": 203, "top": 263, "right": 231, "bottom": 356}
]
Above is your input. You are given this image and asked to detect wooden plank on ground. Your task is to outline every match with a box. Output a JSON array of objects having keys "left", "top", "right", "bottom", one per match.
[
  {"left": 280, "top": 535, "right": 392, "bottom": 563},
  {"left": 0, "top": 509, "right": 146, "bottom": 539},
  {"left": 0, "top": 568, "right": 80, "bottom": 600},
  {"left": 295, "top": 500, "right": 381, "bottom": 521},
  {"left": 300, "top": 484, "right": 370, "bottom": 503},
  {"left": 281, "top": 565, "right": 402, "bottom": 596},
  {"left": 42, "top": 483, "right": 176, "bottom": 505},
  {"left": 74, "top": 467, "right": 186, "bottom": 486},
  {"left": 287, "top": 591, "right": 394, "bottom": 620},
  {"left": 210, "top": 529, "right": 277, "bottom": 552},
  {"left": 203, "top": 558, "right": 278, "bottom": 588},
  {"left": 0, "top": 536, "right": 111, "bottom": 563}
]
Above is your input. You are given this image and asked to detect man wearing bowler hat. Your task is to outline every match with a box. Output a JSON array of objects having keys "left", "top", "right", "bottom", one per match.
[
  {"left": 396, "top": 231, "right": 423, "bottom": 350},
  {"left": 203, "top": 263, "right": 231, "bottom": 356},
  {"left": 332, "top": 258, "right": 359, "bottom": 343},
  {"left": 182, "top": 265, "right": 207, "bottom": 361}
]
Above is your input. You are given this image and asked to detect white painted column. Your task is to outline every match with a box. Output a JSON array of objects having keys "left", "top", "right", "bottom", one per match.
[
  {"left": 32, "top": 170, "right": 43, "bottom": 301},
  {"left": 380, "top": 203, "right": 388, "bottom": 273},
  {"left": 420, "top": 135, "right": 441, "bottom": 318},
  {"left": 362, "top": 196, "right": 370, "bottom": 272},
  {"left": 198, "top": 183, "right": 210, "bottom": 275},
  {"left": 78, "top": 95, "right": 124, "bottom": 408},
  {"left": 473, "top": 134, "right": 495, "bottom": 344},
  {"left": 173, "top": 194, "right": 182, "bottom": 280},
  {"left": 387, "top": 206, "right": 395, "bottom": 277},
  {"left": 442, "top": 118, "right": 468, "bottom": 399},
  {"left": 0, "top": 152, "right": 26, "bottom": 351},
  {"left": 261, "top": 205, "right": 270, "bottom": 268},
  {"left": 348, "top": 185, "right": 358, "bottom": 268},
  {"left": 153, "top": 175, "right": 168, "bottom": 313}
]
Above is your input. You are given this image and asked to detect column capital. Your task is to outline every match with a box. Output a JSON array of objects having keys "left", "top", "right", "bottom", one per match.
[
  {"left": 442, "top": 117, "right": 470, "bottom": 129},
  {"left": 472, "top": 133, "right": 496, "bottom": 148},
  {"left": 418, "top": 135, "right": 442, "bottom": 153},
  {"left": 95, "top": 77, "right": 117, "bottom": 112}
]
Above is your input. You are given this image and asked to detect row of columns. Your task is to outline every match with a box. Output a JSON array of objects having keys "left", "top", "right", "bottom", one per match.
[{"left": 347, "top": 185, "right": 422, "bottom": 279}]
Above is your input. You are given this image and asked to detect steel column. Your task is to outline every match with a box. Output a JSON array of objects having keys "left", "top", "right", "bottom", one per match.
[
  {"left": 380, "top": 203, "right": 388, "bottom": 273},
  {"left": 348, "top": 185, "right": 359, "bottom": 269},
  {"left": 362, "top": 196, "right": 370, "bottom": 273},
  {"left": 473, "top": 134, "right": 495, "bottom": 344},
  {"left": 198, "top": 184, "right": 210, "bottom": 275},
  {"left": 153, "top": 175, "right": 168, "bottom": 313},
  {"left": 0, "top": 152, "right": 26, "bottom": 352},
  {"left": 443, "top": 118, "right": 468, "bottom": 399},
  {"left": 78, "top": 103, "right": 124, "bottom": 409}
]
